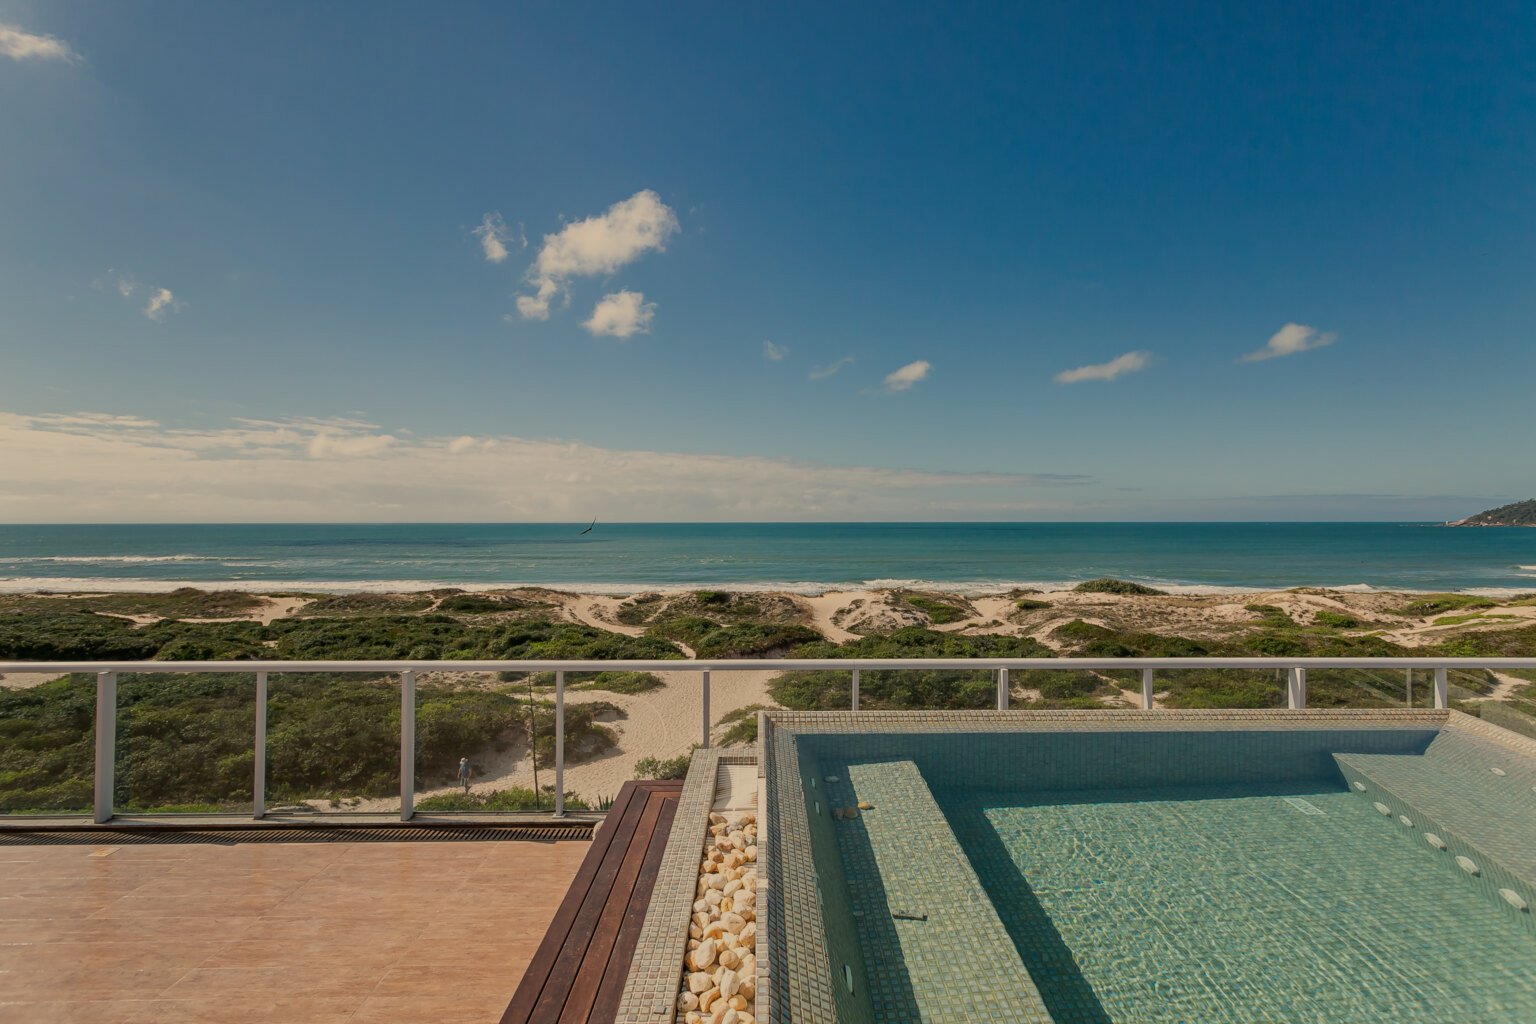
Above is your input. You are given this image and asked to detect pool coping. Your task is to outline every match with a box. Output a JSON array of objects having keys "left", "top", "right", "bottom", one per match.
[{"left": 613, "top": 744, "right": 759, "bottom": 1024}]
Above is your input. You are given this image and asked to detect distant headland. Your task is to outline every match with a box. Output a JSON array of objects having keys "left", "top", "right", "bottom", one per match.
[{"left": 1449, "top": 499, "right": 1536, "bottom": 527}]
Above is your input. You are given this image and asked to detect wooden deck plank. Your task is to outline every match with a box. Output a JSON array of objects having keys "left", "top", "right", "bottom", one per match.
[
  {"left": 556, "top": 789, "right": 670, "bottom": 1024},
  {"left": 587, "top": 791, "right": 679, "bottom": 1024},
  {"left": 500, "top": 782, "right": 647, "bottom": 1024},
  {"left": 501, "top": 780, "right": 683, "bottom": 1024}
]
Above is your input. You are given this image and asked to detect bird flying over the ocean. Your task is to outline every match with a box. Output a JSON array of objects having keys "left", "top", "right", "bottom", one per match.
[{"left": 579, "top": 517, "right": 595, "bottom": 535}]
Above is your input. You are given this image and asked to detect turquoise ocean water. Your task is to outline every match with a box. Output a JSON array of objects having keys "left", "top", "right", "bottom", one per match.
[{"left": 0, "top": 522, "right": 1531, "bottom": 593}]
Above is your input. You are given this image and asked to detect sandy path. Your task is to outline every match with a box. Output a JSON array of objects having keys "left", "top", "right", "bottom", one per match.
[
  {"left": 800, "top": 593, "right": 864, "bottom": 642},
  {"left": 562, "top": 595, "right": 648, "bottom": 636}
]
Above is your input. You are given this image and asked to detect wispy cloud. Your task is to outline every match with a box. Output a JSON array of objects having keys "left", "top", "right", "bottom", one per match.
[
  {"left": 1239, "top": 323, "right": 1336, "bottom": 363},
  {"left": 810, "top": 356, "right": 853, "bottom": 381},
  {"left": 113, "top": 274, "right": 137, "bottom": 299},
  {"left": 0, "top": 22, "right": 79, "bottom": 62},
  {"left": 472, "top": 212, "right": 520, "bottom": 264},
  {"left": 1054, "top": 350, "right": 1151, "bottom": 384},
  {"left": 143, "top": 287, "right": 180, "bottom": 321},
  {"left": 763, "top": 340, "right": 789, "bottom": 362},
  {"left": 884, "top": 360, "right": 931, "bottom": 392},
  {"left": 582, "top": 290, "right": 655, "bottom": 338},
  {"left": 0, "top": 410, "right": 1091, "bottom": 522},
  {"left": 516, "top": 190, "right": 678, "bottom": 320}
]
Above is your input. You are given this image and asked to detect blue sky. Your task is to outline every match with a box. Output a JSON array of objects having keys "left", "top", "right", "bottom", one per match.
[{"left": 1, "top": 2, "right": 1533, "bottom": 522}]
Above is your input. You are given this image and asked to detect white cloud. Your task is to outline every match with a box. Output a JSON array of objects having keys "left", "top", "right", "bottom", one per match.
[
  {"left": 582, "top": 290, "right": 655, "bottom": 338},
  {"left": 113, "top": 274, "right": 137, "bottom": 299},
  {"left": 0, "top": 22, "right": 79, "bottom": 62},
  {"left": 763, "top": 340, "right": 789, "bottom": 362},
  {"left": 884, "top": 360, "right": 931, "bottom": 392},
  {"left": 517, "top": 190, "right": 678, "bottom": 319},
  {"left": 1054, "top": 350, "right": 1151, "bottom": 384},
  {"left": 143, "top": 287, "right": 179, "bottom": 321},
  {"left": 810, "top": 356, "right": 854, "bottom": 381},
  {"left": 0, "top": 410, "right": 1091, "bottom": 522},
  {"left": 1239, "top": 323, "right": 1337, "bottom": 363},
  {"left": 472, "top": 212, "right": 518, "bottom": 264}
]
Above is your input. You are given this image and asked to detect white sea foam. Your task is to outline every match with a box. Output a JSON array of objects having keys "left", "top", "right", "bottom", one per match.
[
  {"left": 0, "top": 576, "right": 1525, "bottom": 597},
  {"left": 1, "top": 555, "right": 234, "bottom": 564}
]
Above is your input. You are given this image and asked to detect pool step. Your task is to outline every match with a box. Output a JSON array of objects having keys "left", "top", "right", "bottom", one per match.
[
  {"left": 825, "top": 760, "right": 1055, "bottom": 1024},
  {"left": 1335, "top": 727, "right": 1536, "bottom": 933}
]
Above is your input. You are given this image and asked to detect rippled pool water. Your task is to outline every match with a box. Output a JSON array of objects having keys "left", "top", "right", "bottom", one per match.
[{"left": 939, "top": 781, "right": 1536, "bottom": 1024}]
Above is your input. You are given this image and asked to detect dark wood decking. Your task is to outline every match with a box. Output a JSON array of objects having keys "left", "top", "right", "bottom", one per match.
[{"left": 500, "top": 779, "right": 682, "bottom": 1024}]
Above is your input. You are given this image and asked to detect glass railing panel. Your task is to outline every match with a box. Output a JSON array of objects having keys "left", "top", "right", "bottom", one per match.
[
  {"left": 411, "top": 669, "right": 548, "bottom": 814},
  {"left": 1011, "top": 668, "right": 1140, "bottom": 709},
  {"left": 0, "top": 670, "right": 95, "bottom": 815},
  {"left": 1150, "top": 667, "right": 1288, "bottom": 709},
  {"left": 264, "top": 671, "right": 400, "bottom": 816},
  {"left": 114, "top": 671, "right": 256, "bottom": 814}
]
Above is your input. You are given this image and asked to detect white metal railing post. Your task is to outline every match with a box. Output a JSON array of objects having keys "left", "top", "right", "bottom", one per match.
[
  {"left": 851, "top": 668, "right": 860, "bottom": 711},
  {"left": 701, "top": 669, "right": 711, "bottom": 747},
  {"left": 554, "top": 670, "right": 566, "bottom": 818},
  {"left": 996, "top": 667, "right": 1009, "bottom": 710},
  {"left": 1287, "top": 667, "right": 1307, "bottom": 709},
  {"left": 93, "top": 671, "right": 116, "bottom": 824},
  {"left": 399, "top": 670, "right": 415, "bottom": 821},
  {"left": 1406, "top": 668, "right": 1413, "bottom": 707},
  {"left": 1141, "top": 668, "right": 1155, "bottom": 710},
  {"left": 1433, "top": 667, "right": 1449, "bottom": 709},
  {"left": 253, "top": 671, "right": 267, "bottom": 819}
]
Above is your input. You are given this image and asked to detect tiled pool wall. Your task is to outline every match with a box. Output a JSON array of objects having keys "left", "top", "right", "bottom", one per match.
[
  {"left": 762, "top": 708, "right": 1461, "bottom": 1024},
  {"left": 763, "top": 720, "right": 877, "bottom": 1024},
  {"left": 799, "top": 725, "right": 1441, "bottom": 794}
]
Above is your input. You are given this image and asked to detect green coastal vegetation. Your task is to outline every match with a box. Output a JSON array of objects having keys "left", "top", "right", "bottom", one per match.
[
  {"left": 1450, "top": 499, "right": 1536, "bottom": 527},
  {"left": 4, "top": 583, "right": 1536, "bottom": 812}
]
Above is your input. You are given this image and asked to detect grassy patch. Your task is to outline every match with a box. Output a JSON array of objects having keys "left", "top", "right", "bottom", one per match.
[
  {"left": 415, "top": 787, "right": 594, "bottom": 812},
  {"left": 1244, "top": 604, "right": 1296, "bottom": 628},
  {"left": 634, "top": 750, "right": 695, "bottom": 780},
  {"left": 899, "top": 593, "right": 972, "bottom": 624},
  {"left": 1312, "top": 610, "right": 1359, "bottom": 629},
  {"left": 1388, "top": 594, "right": 1496, "bottom": 617},
  {"left": 294, "top": 593, "right": 435, "bottom": 616},
  {"left": 1013, "top": 598, "right": 1051, "bottom": 611},
  {"left": 1073, "top": 578, "right": 1167, "bottom": 596},
  {"left": 716, "top": 705, "right": 765, "bottom": 746}
]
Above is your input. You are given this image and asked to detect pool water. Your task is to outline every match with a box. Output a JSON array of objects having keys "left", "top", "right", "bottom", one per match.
[{"left": 939, "top": 780, "right": 1536, "bottom": 1024}]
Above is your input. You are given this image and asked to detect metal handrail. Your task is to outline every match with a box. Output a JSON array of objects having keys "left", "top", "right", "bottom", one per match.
[{"left": 5, "top": 656, "right": 1531, "bottom": 824}]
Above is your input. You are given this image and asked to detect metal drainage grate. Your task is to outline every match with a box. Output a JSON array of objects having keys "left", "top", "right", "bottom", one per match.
[{"left": 0, "top": 825, "right": 591, "bottom": 846}]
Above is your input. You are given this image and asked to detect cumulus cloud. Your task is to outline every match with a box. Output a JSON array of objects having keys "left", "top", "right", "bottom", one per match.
[
  {"left": 0, "top": 22, "right": 79, "bottom": 62},
  {"left": 112, "top": 273, "right": 137, "bottom": 298},
  {"left": 884, "top": 360, "right": 931, "bottom": 392},
  {"left": 1054, "top": 350, "right": 1151, "bottom": 384},
  {"left": 582, "top": 290, "right": 655, "bottom": 338},
  {"left": 763, "top": 340, "right": 789, "bottom": 362},
  {"left": 143, "top": 287, "right": 179, "bottom": 321},
  {"left": 516, "top": 190, "right": 678, "bottom": 319},
  {"left": 0, "top": 411, "right": 1092, "bottom": 522},
  {"left": 810, "top": 356, "right": 854, "bottom": 381},
  {"left": 472, "top": 212, "right": 519, "bottom": 264},
  {"left": 1239, "top": 323, "right": 1337, "bottom": 363}
]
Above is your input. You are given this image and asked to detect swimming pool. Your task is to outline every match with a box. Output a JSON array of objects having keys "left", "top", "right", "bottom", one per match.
[{"left": 761, "top": 709, "right": 1536, "bottom": 1024}]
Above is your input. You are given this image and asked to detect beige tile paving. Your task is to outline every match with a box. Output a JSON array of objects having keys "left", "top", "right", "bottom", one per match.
[{"left": 0, "top": 835, "right": 589, "bottom": 1023}]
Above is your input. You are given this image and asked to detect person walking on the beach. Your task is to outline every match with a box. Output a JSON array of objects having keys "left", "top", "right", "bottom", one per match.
[{"left": 457, "top": 757, "right": 471, "bottom": 794}]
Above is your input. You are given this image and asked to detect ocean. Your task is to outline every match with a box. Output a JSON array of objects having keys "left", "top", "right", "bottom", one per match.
[{"left": 0, "top": 522, "right": 1532, "bottom": 595}]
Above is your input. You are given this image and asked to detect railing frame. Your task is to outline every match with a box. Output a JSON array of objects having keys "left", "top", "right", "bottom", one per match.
[{"left": 14, "top": 656, "right": 1530, "bottom": 823}]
